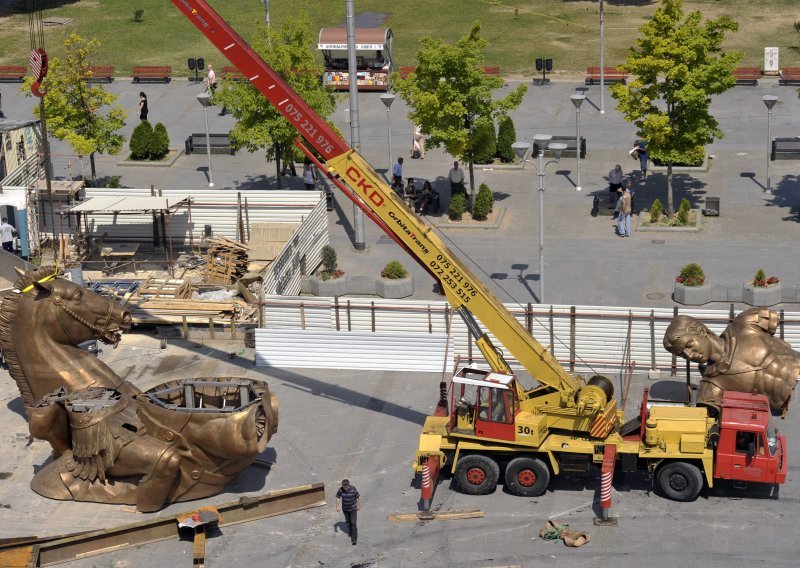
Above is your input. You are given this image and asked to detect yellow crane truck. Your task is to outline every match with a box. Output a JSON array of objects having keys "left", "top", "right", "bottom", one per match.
[{"left": 172, "top": 0, "right": 787, "bottom": 515}]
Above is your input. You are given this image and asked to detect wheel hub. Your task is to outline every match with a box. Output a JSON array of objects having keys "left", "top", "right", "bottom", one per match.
[
  {"left": 466, "top": 467, "right": 486, "bottom": 485},
  {"left": 669, "top": 473, "right": 688, "bottom": 492},
  {"left": 517, "top": 469, "right": 537, "bottom": 487}
]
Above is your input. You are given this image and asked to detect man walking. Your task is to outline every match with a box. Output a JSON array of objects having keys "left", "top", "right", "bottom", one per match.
[
  {"left": 448, "top": 161, "right": 465, "bottom": 196},
  {"left": 391, "top": 157, "right": 404, "bottom": 191},
  {"left": 1, "top": 217, "right": 16, "bottom": 253},
  {"left": 336, "top": 479, "right": 360, "bottom": 545},
  {"left": 617, "top": 186, "right": 632, "bottom": 237},
  {"left": 206, "top": 64, "right": 217, "bottom": 93}
]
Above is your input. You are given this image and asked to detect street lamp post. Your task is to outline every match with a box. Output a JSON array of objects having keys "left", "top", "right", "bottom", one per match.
[
  {"left": 762, "top": 95, "right": 778, "bottom": 194},
  {"left": 196, "top": 92, "right": 214, "bottom": 187},
  {"left": 380, "top": 93, "right": 396, "bottom": 181},
  {"left": 512, "top": 136, "right": 566, "bottom": 304},
  {"left": 570, "top": 94, "right": 585, "bottom": 191}
]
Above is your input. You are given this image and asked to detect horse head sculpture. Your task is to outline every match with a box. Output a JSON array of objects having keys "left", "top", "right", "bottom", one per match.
[{"left": 0, "top": 266, "right": 136, "bottom": 407}]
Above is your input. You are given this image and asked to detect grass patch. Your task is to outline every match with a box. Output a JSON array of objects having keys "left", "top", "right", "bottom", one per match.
[{"left": 0, "top": 1, "right": 798, "bottom": 74}]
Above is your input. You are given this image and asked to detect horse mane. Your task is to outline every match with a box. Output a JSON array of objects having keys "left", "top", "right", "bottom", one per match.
[{"left": 0, "top": 265, "right": 60, "bottom": 407}]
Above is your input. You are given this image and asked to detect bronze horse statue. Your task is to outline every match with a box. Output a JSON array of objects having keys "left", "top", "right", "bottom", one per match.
[{"left": 0, "top": 267, "right": 278, "bottom": 511}]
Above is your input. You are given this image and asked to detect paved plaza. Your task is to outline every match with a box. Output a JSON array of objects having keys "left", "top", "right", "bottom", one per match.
[{"left": 1, "top": 75, "right": 799, "bottom": 567}]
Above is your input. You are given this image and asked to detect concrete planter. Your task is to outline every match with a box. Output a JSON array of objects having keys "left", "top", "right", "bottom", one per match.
[
  {"left": 375, "top": 276, "right": 414, "bottom": 299},
  {"left": 650, "top": 150, "right": 709, "bottom": 173},
  {"left": 742, "top": 281, "right": 782, "bottom": 307},
  {"left": 673, "top": 282, "right": 712, "bottom": 305},
  {"left": 307, "top": 274, "right": 348, "bottom": 297}
]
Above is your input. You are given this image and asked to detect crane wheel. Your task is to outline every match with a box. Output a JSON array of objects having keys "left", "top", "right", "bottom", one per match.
[
  {"left": 505, "top": 457, "right": 550, "bottom": 497},
  {"left": 454, "top": 455, "right": 499, "bottom": 495},
  {"left": 656, "top": 461, "right": 703, "bottom": 502}
]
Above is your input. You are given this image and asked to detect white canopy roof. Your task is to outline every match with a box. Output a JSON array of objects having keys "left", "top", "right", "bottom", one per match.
[
  {"left": 453, "top": 368, "right": 515, "bottom": 390},
  {"left": 67, "top": 195, "right": 190, "bottom": 213}
]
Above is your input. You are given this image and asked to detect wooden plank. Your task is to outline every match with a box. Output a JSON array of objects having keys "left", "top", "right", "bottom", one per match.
[
  {"left": 0, "top": 546, "right": 34, "bottom": 567},
  {"left": 387, "top": 510, "right": 484, "bottom": 522}
]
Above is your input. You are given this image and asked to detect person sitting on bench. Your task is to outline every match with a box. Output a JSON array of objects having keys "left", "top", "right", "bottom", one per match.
[{"left": 417, "top": 180, "right": 434, "bottom": 214}]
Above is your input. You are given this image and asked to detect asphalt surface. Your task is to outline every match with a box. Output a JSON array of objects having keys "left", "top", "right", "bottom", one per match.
[{"left": 1, "top": 74, "right": 799, "bottom": 567}]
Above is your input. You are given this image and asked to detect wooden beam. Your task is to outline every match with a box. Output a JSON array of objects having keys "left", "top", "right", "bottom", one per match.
[{"left": 386, "top": 510, "right": 484, "bottom": 522}]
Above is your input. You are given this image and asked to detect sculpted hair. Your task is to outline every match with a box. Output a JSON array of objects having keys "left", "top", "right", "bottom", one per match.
[{"left": 663, "top": 315, "right": 710, "bottom": 352}]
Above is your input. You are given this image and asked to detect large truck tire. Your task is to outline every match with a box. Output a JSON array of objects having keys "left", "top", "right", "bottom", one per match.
[
  {"left": 505, "top": 457, "right": 550, "bottom": 497},
  {"left": 656, "top": 461, "right": 704, "bottom": 501},
  {"left": 454, "top": 454, "right": 499, "bottom": 495}
]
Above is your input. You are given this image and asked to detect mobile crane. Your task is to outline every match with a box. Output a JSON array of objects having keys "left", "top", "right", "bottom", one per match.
[{"left": 172, "top": 1, "right": 787, "bottom": 512}]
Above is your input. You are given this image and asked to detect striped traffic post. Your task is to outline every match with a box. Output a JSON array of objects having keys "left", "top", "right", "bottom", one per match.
[{"left": 595, "top": 443, "right": 618, "bottom": 526}]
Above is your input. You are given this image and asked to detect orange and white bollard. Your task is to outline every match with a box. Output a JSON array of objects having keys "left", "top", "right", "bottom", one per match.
[
  {"left": 420, "top": 455, "right": 440, "bottom": 519},
  {"left": 595, "top": 444, "right": 618, "bottom": 526}
]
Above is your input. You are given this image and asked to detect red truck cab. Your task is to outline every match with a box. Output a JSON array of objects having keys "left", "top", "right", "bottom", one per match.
[{"left": 714, "top": 391, "right": 787, "bottom": 485}]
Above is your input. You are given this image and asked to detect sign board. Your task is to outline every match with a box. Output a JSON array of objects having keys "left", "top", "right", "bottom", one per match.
[
  {"left": 318, "top": 43, "right": 385, "bottom": 51},
  {"left": 764, "top": 47, "right": 779, "bottom": 73}
]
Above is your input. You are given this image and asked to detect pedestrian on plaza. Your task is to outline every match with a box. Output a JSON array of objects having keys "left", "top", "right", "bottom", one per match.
[
  {"left": 417, "top": 180, "right": 435, "bottom": 214},
  {"left": 302, "top": 157, "right": 318, "bottom": 190},
  {"left": 617, "top": 185, "right": 632, "bottom": 237},
  {"left": 206, "top": 64, "right": 217, "bottom": 93},
  {"left": 624, "top": 178, "right": 636, "bottom": 214},
  {"left": 392, "top": 157, "right": 404, "bottom": 191},
  {"left": 412, "top": 124, "right": 425, "bottom": 159},
  {"left": 448, "top": 160, "right": 465, "bottom": 197},
  {"left": 608, "top": 164, "right": 624, "bottom": 203},
  {"left": 0, "top": 89, "right": 5, "bottom": 118},
  {"left": 632, "top": 140, "right": 648, "bottom": 179},
  {"left": 138, "top": 92, "right": 148, "bottom": 121},
  {"left": 336, "top": 479, "right": 360, "bottom": 545},
  {"left": 1, "top": 217, "right": 17, "bottom": 253}
]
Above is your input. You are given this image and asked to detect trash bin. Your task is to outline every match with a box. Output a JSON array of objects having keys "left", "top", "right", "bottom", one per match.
[
  {"left": 704, "top": 196, "right": 720, "bottom": 216},
  {"left": 325, "top": 189, "right": 334, "bottom": 211}
]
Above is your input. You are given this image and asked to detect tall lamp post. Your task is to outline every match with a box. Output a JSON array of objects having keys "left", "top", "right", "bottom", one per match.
[
  {"left": 762, "top": 95, "right": 778, "bottom": 194},
  {"left": 196, "top": 92, "right": 214, "bottom": 187},
  {"left": 570, "top": 94, "right": 585, "bottom": 191},
  {"left": 380, "top": 93, "right": 396, "bottom": 181},
  {"left": 512, "top": 135, "right": 566, "bottom": 304}
]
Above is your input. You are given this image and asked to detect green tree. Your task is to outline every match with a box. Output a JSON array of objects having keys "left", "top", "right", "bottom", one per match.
[
  {"left": 22, "top": 34, "right": 126, "bottom": 183},
  {"left": 394, "top": 22, "right": 526, "bottom": 205},
  {"left": 610, "top": 0, "right": 741, "bottom": 215},
  {"left": 129, "top": 121, "right": 153, "bottom": 160},
  {"left": 472, "top": 183, "right": 494, "bottom": 220},
  {"left": 212, "top": 17, "right": 338, "bottom": 188},
  {"left": 496, "top": 115, "right": 517, "bottom": 163}
]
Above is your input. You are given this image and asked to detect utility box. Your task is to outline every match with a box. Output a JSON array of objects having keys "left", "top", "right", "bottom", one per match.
[{"left": 704, "top": 196, "right": 720, "bottom": 217}]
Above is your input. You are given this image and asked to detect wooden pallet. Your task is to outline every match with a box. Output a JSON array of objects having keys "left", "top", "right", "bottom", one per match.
[
  {"left": 204, "top": 236, "right": 249, "bottom": 284},
  {"left": 137, "top": 278, "right": 190, "bottom": 299}
]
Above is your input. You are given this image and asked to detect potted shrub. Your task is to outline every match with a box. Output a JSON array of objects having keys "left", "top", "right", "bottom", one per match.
[
  {"left": 743, "top": 268, "right": 781, "bottom": 306},
  {"left": 376, "top": 260, "right": 413, "bottom": 298},
  {"left": 673, "top": 262, "right": 711, "bottom": 305},
  {"left": 308, "top": 245, "right": 348, "bottom": 296}
]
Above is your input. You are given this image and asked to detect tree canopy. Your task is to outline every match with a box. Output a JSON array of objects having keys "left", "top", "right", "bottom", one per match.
[
  {"left": 610, "top": 0, "right": 741, "bottom": 214},
  {"left": 394, "top": 22, "right": 526, "bottom": 203},
  {"left": 212, "top": 16, "right": 338, "bottom": 187},
  {"left": 23, "top": 34, "right": 126, "bottom": 183}
]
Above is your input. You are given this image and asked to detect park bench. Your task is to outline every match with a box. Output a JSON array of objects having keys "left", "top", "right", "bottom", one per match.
[
  {"left": 532, "top": 135, "right": 586, "bottom": 159},
  {"left": 221, "top": 66, "right": 246, "bottom": 81},
  {"left": 771, "top": 138, "right": 800, "bottom": 161},
  {"left": 132, "top": 65, "right": 172, "bottom": 83},
  {"left": 185, "top": 133, "right": 235, "bottom": 155},
  {"left": 778, "top": 68, "right": 800, "bottom": 85},
  {"left": 482, "top": 66, "right": 501, "bottom": 77},
  {"left": 585, "top": 66, "right": 627, "bottom": 85},
  {"left": 85, "top": 65, "right": 114, "bottom": 83},
  {"left": 397, "top": 66, "right": 416, "bottom": 79},
  {"left": 733, "top": 67, "right": 760, "bottom": 86},
  {"left": 0, "top": 65, "right": 27, "bottom": 82}
]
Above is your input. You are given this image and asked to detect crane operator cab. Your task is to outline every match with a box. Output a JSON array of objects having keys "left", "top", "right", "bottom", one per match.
[{"left": 450, "top": 368, "right": 518, "bottom": 442}]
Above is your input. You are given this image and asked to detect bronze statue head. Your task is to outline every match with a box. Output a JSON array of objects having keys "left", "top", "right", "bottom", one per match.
[{"left": 663, "top": 315, "right": 714, "bottom": 363}]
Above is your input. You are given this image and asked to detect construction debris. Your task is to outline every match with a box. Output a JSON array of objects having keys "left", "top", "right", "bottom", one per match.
[
  {"left": 538, "top": 520, "right": 591, "bottom": 547},
  {"left": 204, "top": 236, "right": 250, "bottom": 284},
  {"left": 387, "top": 510, "right": 484, "bottom": 522}
]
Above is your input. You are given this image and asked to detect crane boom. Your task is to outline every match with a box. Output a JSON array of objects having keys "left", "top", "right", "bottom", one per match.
[{"left": 171, "top": 0, "right": 581, "bottom": 397}]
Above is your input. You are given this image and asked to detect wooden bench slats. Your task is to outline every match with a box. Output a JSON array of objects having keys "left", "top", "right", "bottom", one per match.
[
  {"left": 220, "top": 66, "right": 246, "bottom": 81},
  {"left": 132, "top": 65, "right": 172, "bottom": 83},
  {"left": 185, "top": 133, "right": 235, "bottom": 155},
  {"left": 0, "top": 65, "right": 27, "bottom": 82},
  {"left": 779, "top": 67, "right": 800, "bottom": 85},
  {"left": 397, "top": 65, "right": 500, "bottom": 79},
  {"left": 771, "top": 138, "right": 800, "bottom": 160},
  {"left": 585, "top": 67, "right": 627, "bottom": 85},
  {"left": 733, "top": 67, "right": 760, "bottom": 85},
  {"left": 85, "top": 65, "right": 114, "bottom": 83}
]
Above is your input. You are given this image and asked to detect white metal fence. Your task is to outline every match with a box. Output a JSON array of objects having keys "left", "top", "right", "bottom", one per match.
[{"left": 259, "top": 296, "right": 800, "bottom": 376}]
